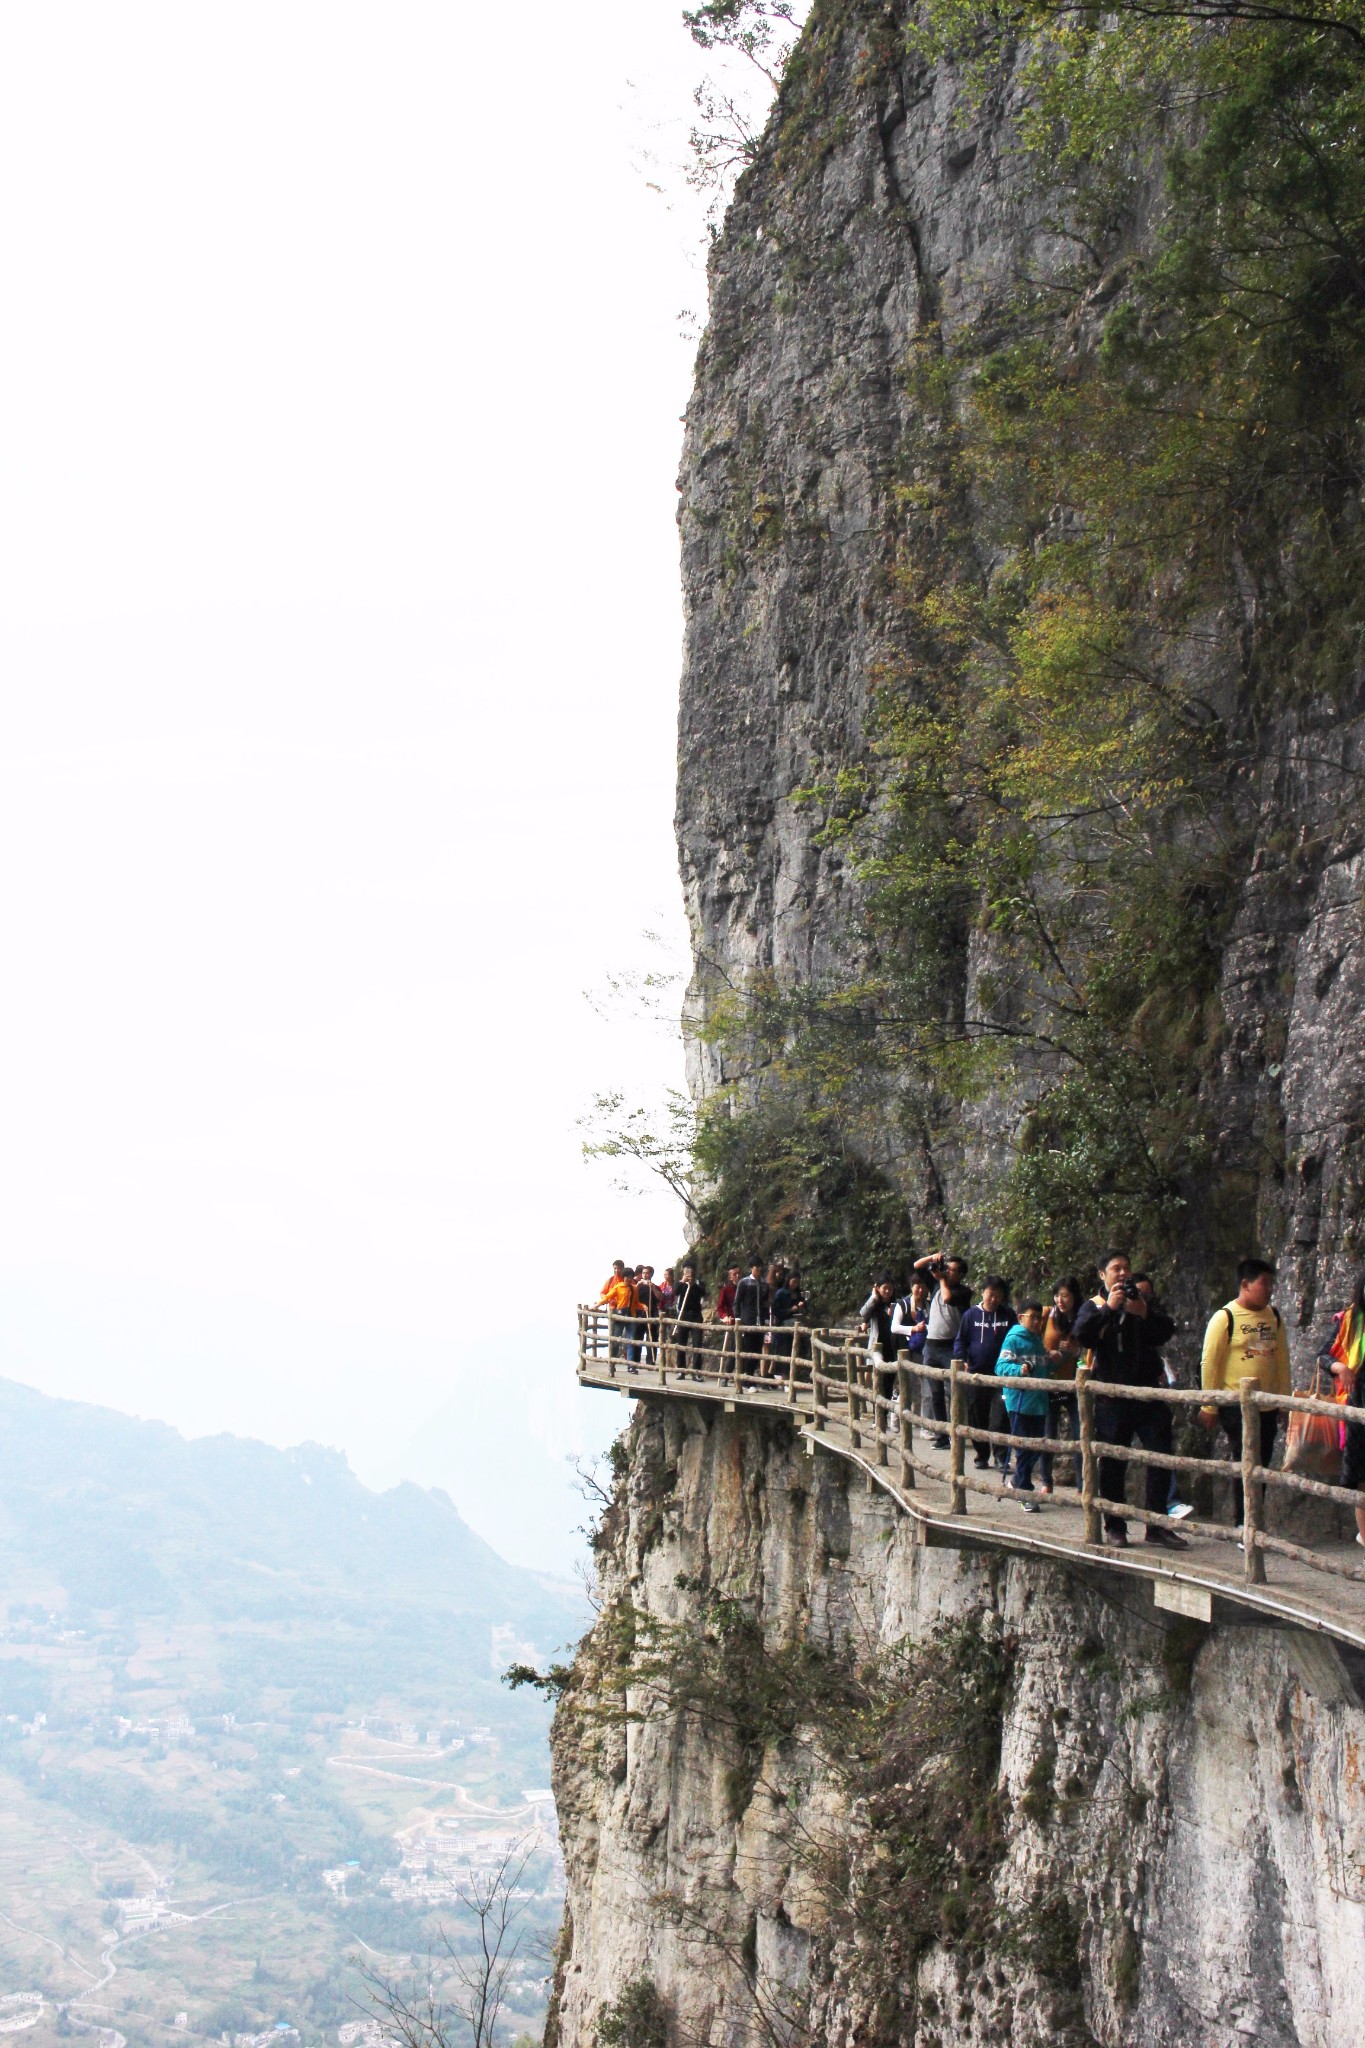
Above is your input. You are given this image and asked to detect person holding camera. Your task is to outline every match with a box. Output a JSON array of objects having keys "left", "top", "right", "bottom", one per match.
[
  {"left": 913, "top": 1250, "right": 972, "bottom": 1449},
  {"left": 1072, "top": 1250, "right": 1189, "bottom": 1550}
]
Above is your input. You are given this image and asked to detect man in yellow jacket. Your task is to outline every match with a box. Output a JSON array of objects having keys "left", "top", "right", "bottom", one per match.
[{"left": 1200, "top": 1256, "right": 1291, "bottom": 1528}]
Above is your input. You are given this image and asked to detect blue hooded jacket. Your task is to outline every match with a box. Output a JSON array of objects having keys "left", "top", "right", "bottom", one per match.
[{"left": 996, "top": 1323, "right": 1050, "bottom": 1417}]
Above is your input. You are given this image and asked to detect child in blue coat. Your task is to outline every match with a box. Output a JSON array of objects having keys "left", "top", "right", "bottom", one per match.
[{"left": 996, "top": 1302, "right": 1051, "bottom": 1511}]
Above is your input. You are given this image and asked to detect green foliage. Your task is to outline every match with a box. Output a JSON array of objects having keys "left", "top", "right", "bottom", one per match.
[
  {"left": 690, "top": 1087, "right": 920, "bottom": 1314},
  {"left": 503, "top": 1662, "right": 576, "bottom": 1701},
  {"left": 695, "top": 1, "right": 1365, "bottom": 1288},
  {"left": 586, "top": 1579, "right": 1021, "bottom": 1981},
  {"left": 596, "top": 1976, "right": 670, "bottom": 2048},
  {"left": 579, "top": 1088, "right": 698, "bottom": 1214}
]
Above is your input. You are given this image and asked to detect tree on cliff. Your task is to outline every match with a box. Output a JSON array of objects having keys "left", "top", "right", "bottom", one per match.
[{"left": 690, "top": 0, "right": 1365, "bottom": 1287}]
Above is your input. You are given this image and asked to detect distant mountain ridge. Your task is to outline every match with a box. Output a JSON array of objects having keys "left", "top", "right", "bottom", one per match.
[{"left": 0, "top": 1374, "right": 581, "bottom": 1677}]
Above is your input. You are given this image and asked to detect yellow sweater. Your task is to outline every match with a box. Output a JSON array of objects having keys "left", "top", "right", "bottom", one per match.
[{"left": 1200, "top": 1299, "right": 1291, "bottom": 1397}]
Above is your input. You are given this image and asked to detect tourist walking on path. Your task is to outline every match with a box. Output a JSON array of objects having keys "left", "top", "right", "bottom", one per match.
[
  {"left": 859, "top": 1273, "right": 900, "bottom": 1409},
  {"left": 1326, "top": 1274, "right": 1365, "bottom": 1547},
  {"left": 734, "top": 1259, "right": 770, "bottom": 1376},
  {"left": 599, "top": 1259, "right": 639, "bottom": 1365},
  {"left": 891, "top": 1278, "right": 930, "bottom": 1412},
  {"left": 1199, "top": 1257, "right": 1291, "bottom": 1528},
  {"left": 997, "top": 1301, "right": 1050, "bottom": 1512},
  {"left": 954, "top": 1277, "right": 1014, "bottom": 1472},
  {"left": 768, "top": 1265, "right": 797, "bottom": 1366},
  {"left": 1040, "top": 1278, "right": 1083, "bottom": 1492},
  {"left": 1073, "top": 1251, "right": 1189, "bottom": 1551},
  {"left": 672, "top": 1263, "right": 706, "bottom": 1377},
  {"left": 914, "top": 1251, "right": 971, "bottom": 1449},
  {"left": 634, "top": 1264, "right": 663, "bottom": 1365}
]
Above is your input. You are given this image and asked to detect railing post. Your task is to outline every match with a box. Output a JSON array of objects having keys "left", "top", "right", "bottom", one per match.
[
  {"left": 1241, "top": 1376, "right": 1267, "bottom": 1584},
  {"left": 898, "top": 1363, "right": 915, "bottom": 1491},
  {"left": 949, "top": 1355, "right": 965, "bottom": 1515},
  {"left": 788, "top": 1332, "right": 799, "bottom": 1406},
  {"left": 847, "top": 1343, "right": 860, "bottom": 1450},
  {"left": 1077, "top": 1364, "right": 1099, "bottom": 1545},
  {"left": 876, "top": 1361, "right": 889, "bottom": 1468}
]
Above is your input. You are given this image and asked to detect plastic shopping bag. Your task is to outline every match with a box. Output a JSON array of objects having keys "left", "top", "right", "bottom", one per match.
[{"left": 1283, "top": 1365, "right": 1345, "bottom": 1482}]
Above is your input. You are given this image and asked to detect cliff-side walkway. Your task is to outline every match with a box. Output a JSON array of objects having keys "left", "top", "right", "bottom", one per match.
[{"left": 577, "top": 1308, "right": 1365, "bottom": 1656}]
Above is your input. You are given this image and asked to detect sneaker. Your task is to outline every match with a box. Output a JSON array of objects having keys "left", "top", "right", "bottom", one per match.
[
  {"left": 1105, "top": 1525, "right": 1130, "bottom": 1547},
  {"left": 1168, "top": 1501, "right": 1194, "bottom": 1521},
  {"left": 1037, "top": 1484, "right": 1053, "bottom": 1497},
  {"left": 1356, "top": 1534, "right": 1365, "bottom": 1549},
  {"left": 1020, "top": 1499, "right": 1041, "bottom": 1515},
  {"left": 933, "top": 1435, "right": 950, "bottom": 1449},
  {"left": 1144, "top": 1526, "right": 1189, "bottom": 1551},
  {"left": 973, "top": 1457, "right": 991, "bottom": 1470}
]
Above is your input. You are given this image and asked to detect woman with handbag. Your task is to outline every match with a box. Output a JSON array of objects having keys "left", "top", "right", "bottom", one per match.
[{"left": 1326, "top": 1275, "right": 1365, "bottom": 1547}]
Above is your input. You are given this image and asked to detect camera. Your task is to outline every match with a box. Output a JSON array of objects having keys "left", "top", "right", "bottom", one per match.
[{"left": 1122, "top": 1281, "right": 1141, "bottom": 1300}]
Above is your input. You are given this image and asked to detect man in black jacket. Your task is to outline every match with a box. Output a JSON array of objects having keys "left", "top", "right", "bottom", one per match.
[
  {"left": 1072, "top": 1251, "right": 1189, "bottom": 1551},
  {"left": 671, "top": 1263, "right": 706, "bottom": 1377},
  {"left": 734, "top": 1260, "right": 770, "bottom": 1378}
]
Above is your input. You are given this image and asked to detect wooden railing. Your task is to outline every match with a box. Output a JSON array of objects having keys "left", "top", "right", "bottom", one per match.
[{"left": 577, "top": 1307, "right": 1365, "bottom": 1597}]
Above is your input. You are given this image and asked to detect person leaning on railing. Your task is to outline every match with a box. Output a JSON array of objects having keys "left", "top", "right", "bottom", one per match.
[
  {"left": 1072, "top": 1251, "right": 1190, "bottom": 1552},
  {"left": 1324, "top": 1271, "right": 1365, "bottom": 1549},
  {"left": 1198, "top": 1257, "right": 1290, "bottom": 1531}
]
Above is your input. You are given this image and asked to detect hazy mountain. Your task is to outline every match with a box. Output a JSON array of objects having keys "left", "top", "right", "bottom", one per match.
[{"left": 0, "top": 1374, "right": 585, "bottom": 1719}]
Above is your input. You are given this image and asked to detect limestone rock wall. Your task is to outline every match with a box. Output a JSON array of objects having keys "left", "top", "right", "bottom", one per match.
[
  {"left": 550, "top": 1400, "right": 1365, "bottom": 2048},
  {"left": 675, "top": 0, "right": 1365, "bottom": 1352}
]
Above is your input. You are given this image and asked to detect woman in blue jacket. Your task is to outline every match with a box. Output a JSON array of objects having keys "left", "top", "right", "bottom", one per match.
[{"left": 996, "top": 1302, "right": 1052, "bottom": 1511}]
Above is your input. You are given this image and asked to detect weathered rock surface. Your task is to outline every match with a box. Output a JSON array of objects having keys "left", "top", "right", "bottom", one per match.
[
  {"left": 550, "top": 7, "right": 1365, "bottom": 2045},
  {"left": 550, "top": 1401, "right": 1365, "bottom": 2048},
  {"left": 675, "top": 0, "right": 1365, "bottom": 1358}
]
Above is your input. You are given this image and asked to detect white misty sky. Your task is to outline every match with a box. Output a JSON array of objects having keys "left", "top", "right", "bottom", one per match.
[{"left": 0, "top": 2, "right": 778, "bottom": 1573}]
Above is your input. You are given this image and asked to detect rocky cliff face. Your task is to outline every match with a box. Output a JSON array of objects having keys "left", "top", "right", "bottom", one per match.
[
  {"left": 550, "top": 1402, "right": 1365, "bottom": 2048},
  {"left": 548, "top": 7, "right": 1365, "bottom": 2044},
  {"left": 675, "top": 0, "right": 1365, "bottom": 1352}
]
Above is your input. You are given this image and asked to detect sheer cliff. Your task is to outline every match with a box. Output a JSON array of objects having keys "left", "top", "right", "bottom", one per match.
[
  {"left": 549, "top": 6, "right": 1365, "bottom": 2046},
  {"left": 674, "top": 0, "right": 1365, "bottom": 1339},
  {"left": 549, "top": 1405, "right": 1365, "bottom": 2048}
]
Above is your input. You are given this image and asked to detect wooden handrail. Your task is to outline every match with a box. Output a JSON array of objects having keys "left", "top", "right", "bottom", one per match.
[{"left": 577, "top": 1307, "right": 1365, "bottom": 1599}]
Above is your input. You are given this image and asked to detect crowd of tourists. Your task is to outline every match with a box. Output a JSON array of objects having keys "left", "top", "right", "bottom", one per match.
[{"left": 596, "top": 1250, "right": 1365, "bottom": 1551}]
